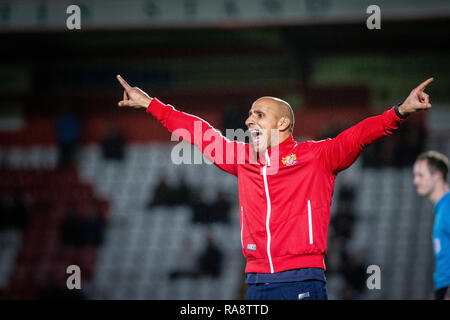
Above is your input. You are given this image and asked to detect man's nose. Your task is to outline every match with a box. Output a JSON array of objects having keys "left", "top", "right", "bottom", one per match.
[{"left": 245, "top": 116, "right": 254, "bottom": 128}]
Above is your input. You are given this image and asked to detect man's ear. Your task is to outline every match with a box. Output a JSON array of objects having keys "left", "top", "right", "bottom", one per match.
[
  {"left": 278, "top": 116, "right": 290, "bottom": 132},
  {"left": 432, "top": 170, "right": 444, "bottom": 183}
]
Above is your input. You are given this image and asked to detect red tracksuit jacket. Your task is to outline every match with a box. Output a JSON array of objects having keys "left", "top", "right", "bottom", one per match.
[{"left": 147, "top": 98, "right": 406, "bottom": 274}]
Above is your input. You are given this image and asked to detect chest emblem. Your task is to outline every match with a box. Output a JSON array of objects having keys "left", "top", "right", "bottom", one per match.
[{"left": 281, "top": 153, "right": 297, "bottom": 166}]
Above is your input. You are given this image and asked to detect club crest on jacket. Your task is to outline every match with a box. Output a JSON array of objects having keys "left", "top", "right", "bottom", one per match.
[{"left": 282, "top": 153, "right": 297, "bottom": 166}]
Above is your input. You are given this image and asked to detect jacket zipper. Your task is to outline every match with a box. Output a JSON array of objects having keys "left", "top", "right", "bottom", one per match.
[
  {"left": 307, "top": 200, "right": 313, "bottom": 245},
  {"left": 240, "top": 206, "right": 244, "bottom": 249},
  {"left": 263, "top": 150, "right": 274, "bottom": 273}
]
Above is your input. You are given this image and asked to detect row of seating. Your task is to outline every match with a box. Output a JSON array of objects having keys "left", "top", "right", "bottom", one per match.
[
  {"left": 0, "top": 164, "right": 108, "bottom": 299},
  {"left": 78, "top": 145, "right": 245, "bottom": 299},
  {"left": 0, "top": 141, "right": 441, "bottom": 299},
  {"left": 347, "top": 167, "right": 434, "bottom": 299}
]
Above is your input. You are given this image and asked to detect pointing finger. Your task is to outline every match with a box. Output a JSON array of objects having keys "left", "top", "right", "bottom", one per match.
[
  {"left": 117, "top": 75, "right": 132, "bottom": 91},
  {"left": 415, "top": 77, "right": 434, "bottom": 93}
]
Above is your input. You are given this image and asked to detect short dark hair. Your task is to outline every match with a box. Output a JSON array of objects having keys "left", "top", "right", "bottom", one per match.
[{"left": 416, "top": 151, "right": 449, "bottom": 182}]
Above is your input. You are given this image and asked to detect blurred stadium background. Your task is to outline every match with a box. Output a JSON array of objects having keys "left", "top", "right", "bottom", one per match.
[{"left": 0, "top": 0, "right": 449, "bottom": 300}]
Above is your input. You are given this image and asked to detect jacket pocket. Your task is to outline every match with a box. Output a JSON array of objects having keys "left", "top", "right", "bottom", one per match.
[
  {"left": 271, "top": 201, "right": 327, "bottom": 257},
  {"left": 241, "top": 206, "right": 267, "bottom": 259},
  {"left": 309, "top": 203, "right": 328, "bottom": 254}
]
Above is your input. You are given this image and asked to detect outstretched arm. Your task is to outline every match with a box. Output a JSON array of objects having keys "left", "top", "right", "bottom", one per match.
[
  {"left": 115, "top": 75, "right": 240, "bottom": 176},
  {"left": 320, "top": 78, "right": 434, "bottom": 174}
]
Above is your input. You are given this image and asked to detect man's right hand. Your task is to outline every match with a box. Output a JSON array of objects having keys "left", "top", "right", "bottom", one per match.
[{"left": 116, "top": 75, "right": 153, "bottom": 109}]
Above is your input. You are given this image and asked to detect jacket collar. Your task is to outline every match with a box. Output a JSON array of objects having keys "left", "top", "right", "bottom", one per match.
[
  {"left": 252, "top": 135, "right": 297, "bottom": 166},
  {"left": 268, "top": 135, "right": 296, "bottom": 156}
]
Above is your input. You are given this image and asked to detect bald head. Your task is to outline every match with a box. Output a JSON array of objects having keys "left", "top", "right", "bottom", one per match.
[{"left": 253, "top": 97, "right": 295, "bottom": 134}]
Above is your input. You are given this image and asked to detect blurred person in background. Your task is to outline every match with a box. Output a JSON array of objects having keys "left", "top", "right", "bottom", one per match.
[
  {"left": 330, "top": 181, "right": 357, "bottom": 245},
  {"left": 81, "top": 198, "right": 106, "bottom": 246},
  {"left": 61, "top": 199, "right": 105, "bottom": 247},
  {"left": 56, "top": 107, "right": 81, "bottom": 168},
  {"left": 101, "top": 121, "right": 126, "bottom": 161},
  {"left": 147, "top": 174, "right": 175, "bottom": 209},
  {"left": 147, "top": 174, "right": 194, "bottom": 212},
  {"left": 197, "top": 232, "right": 223, "bottom": 278},
  {"left": 413, "top": 151, "right": 450, "bottom": 300},
  {"left": 172, "top": 174, "right": 193, "bottom": 207},
  {"left": 169, "top": 232, "right": 223, "bottom": 279},
  {"left": 191, "top": 188, "right": 210, "bottom": 224},
  {"left": 0, "top": 190, "right": 32, "bottom": 231},
  {"left": 211, "top": 190, "right": 232, "bottom": 224},
  {"left": 338, "top": 250, "right": 367, "bottom": 300},
  {"left": 116, "top": 75, "right": 433, "bottom": 300},
  {"left": 38, "top": 272, "right": 85, "bottom": 300},
  {"left": 61, "top": 206, "right": 82, "bottom": 246},
  {"left": 191, "top": 189, "right": 231, "bottom": 224}
]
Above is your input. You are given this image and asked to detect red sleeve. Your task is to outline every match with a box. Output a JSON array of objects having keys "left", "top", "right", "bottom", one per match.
[
  {"left": 319, "top": 106, "right": 407, "bottom": 174},
  {"left": 146, "top": 98, "right": 241, "bottom": 176}
]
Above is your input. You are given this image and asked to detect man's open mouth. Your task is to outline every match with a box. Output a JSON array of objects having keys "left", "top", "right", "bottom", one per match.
[{"left": 250, "top": 129, "right": 263, "bottom": 144}]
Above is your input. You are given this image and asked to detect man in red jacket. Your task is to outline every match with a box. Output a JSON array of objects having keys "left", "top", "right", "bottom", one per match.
[{"left": 116, "top": 75, "right": 433, "bottom": 300}]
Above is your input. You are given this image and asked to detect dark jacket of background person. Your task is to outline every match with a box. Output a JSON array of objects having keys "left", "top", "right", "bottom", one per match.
[
  {"left": 56, "top": 111, "right": 80, "bottom": 167},
  {"left": 101, "top": 123, "right": 126, "bottom": 161}
]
